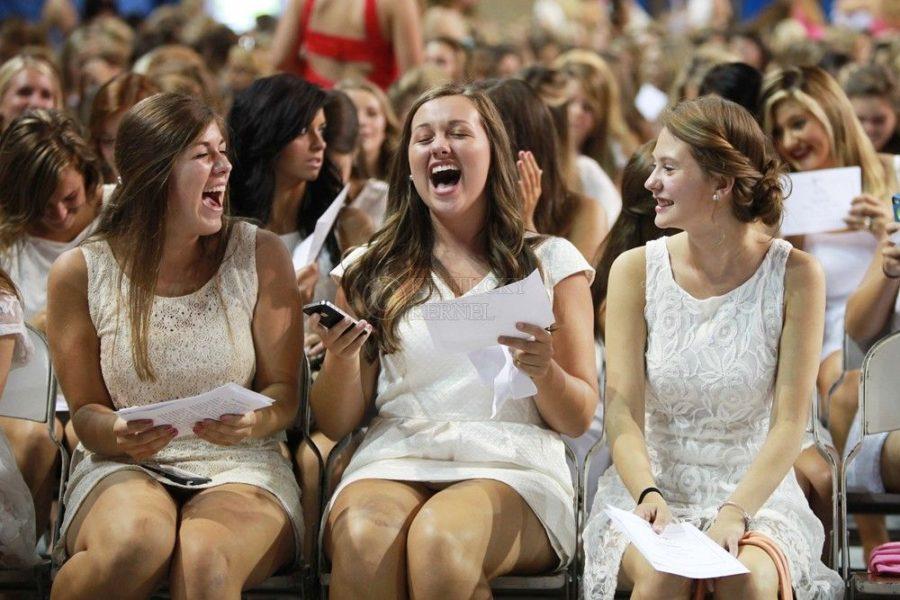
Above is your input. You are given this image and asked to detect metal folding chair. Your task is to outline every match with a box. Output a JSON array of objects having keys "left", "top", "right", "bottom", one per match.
[
  {"left": 317, "top": 428, "right": 580, "bottom": 599},
  {"left": 0, "top": 325, "right": 64, "bottom": 597},
  {"left": 840, "top": 330, "right": 900, "bottom": 595}
]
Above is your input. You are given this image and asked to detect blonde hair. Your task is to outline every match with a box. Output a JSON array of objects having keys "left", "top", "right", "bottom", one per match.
[
  {"left": 336, "top": 78, "right": 400, "bottom": 180},
  {"left": 761, "top": 65, "right": 895, "bottom": 198},
  {"left": 0, "top": 55, "right": 63, "bottom": 130},
  {"left": 555, "top": 49, "right": 639, "bottom": 177}
]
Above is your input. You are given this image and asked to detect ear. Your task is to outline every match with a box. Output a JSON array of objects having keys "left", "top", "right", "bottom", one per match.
[{"left": 714, "top": 174, "right": 735, "bottom": 199}]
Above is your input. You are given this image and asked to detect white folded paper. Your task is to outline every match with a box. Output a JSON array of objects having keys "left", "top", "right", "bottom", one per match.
[
  {"left": 293, "top": 184, "right": 350, "bottom": 269},
  {"left": 422, "top": 269, "right": 554, "bottom": 414},
  {"left": 349, "top": 179, "right": 389, "bottom": 228},
  {"left": 781, "top": 166, "right": 861, "bottom": 236},
  {"left": 635, "top": 83, "right": 669, "bottom": 122},
  {"left": 115, "top": 383, "right": 273, "bottom": 439},
  {"left": 606, "top": 505, "right": 750, "bottom": 579}
]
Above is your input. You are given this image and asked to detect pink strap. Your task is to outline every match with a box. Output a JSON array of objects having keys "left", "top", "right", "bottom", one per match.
[{"left": 692, "top": 532, "right": 793, "bottom": 599}]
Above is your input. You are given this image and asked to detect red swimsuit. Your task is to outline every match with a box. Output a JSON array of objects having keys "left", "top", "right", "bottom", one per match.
[{"left": 289, "top": 0, "right": 398, "bottom": 90}]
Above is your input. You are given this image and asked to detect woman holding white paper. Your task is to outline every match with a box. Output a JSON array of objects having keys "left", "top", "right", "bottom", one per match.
[
  {"left": 582, "top": 96, "right": 842, "bottom": 599},
  {"left": 760, "top": 65, "right": 900, "bottom": 455},
  {"left": 228, "top": 73, "right": 373, "bottom": 307},
  {"left": 46, "top": 93, "right": 304, "bottom": 599},
  {"left": 310, "top": 84, "right": 598, "bottom": 597}
]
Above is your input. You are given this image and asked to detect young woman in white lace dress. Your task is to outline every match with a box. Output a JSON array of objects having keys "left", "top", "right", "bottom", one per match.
[
  {"left": 46, "top": 93, "right": 303, "bottom": 599},
  {"left": 0, "top": 272, "right": 38, "bottom": 568},
  {"left": 582, "top": 96, "right": 844, "bottom": 599},
  {"left": 310, "top": 85, "right": 598, "bottom": 598}
]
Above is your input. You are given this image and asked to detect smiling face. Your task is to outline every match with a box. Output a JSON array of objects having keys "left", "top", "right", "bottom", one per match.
[
  {"left": 347, "top": 88, "right": 387, "bottom": 161},
  {"left": 771, "top": 99, "right": 835, "bottom": 171},
  {"left": 851, "top": 95, "right": 898, "bottom": 152},
  {"left": 408, "top": 94, "right": 491, "bottom": 221},
  {"left": 275, "top": 108, "right": 326, "bottom": 185},
  {"left": 0, "top": 68, "right": 57, "bottom": 126},
  {"left": 167, "top": 121, "right": 231, "bottom": 238},
  {"left": 645, "top": 127, "right": 718, "bottom": 230},
  {"left": 30, "top": 164, "right": 88, "bottom": 238}
]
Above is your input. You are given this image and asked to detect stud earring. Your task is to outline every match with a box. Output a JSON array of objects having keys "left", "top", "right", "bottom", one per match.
[
  {"left": 408, "top": 174, "right": 413, "bottom": 181},
  {"left": 713, "top": 193, "right": 719, "bottom": 201}
]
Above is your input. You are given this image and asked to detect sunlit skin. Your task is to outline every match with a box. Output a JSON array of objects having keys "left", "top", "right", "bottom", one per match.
[
  {"left": 166, "top": 121, "right": 232, "bottom": 240},
  {"left": 346, "top": 88, "right": 387, "bottom": 174},
  {"left": 771, "top": 100, "right": 836, "bottom": 172},
  {"left": 0, "top": 68, "right": 57, "bottom": 126},
  {"left": 851, "top": 95, "right": 898, "bottom": 152},
  {"left": 274, "top": 109, "right": 326, "bottom": 187}
]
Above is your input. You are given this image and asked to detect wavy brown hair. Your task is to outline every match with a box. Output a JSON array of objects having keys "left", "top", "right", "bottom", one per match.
[
  {"left": 341, "top": 84, "right": 542, "bottom": 360},
  {"left": 93, "top": 93, "right": 232, "bottom": 380},
  {"left": 0, "top": 109, "right": 102, "bottom": 252}
]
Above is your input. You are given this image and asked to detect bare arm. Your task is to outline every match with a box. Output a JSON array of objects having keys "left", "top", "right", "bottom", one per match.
[
  {"left": 47, "top": 249, "right": 174, "bottom": 458},
  {"left": 846, "top": 236, "right": 900, "bottom": 346},
  {"left": 270, "top": 0, "right": 304, "bottom": 71},
  {"left": 309, "top": 288, "right": 379, "bottom": 440},
  {"left": 568, "top": 193, "right": 609, "bottom": 262},
  {"left": 388, "top": 0, "right": 424, "bottom": 74}
]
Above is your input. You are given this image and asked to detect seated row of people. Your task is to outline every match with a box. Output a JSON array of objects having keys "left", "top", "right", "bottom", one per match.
[{"left": 0, "top": 64, "right": 892, "bottom": 598}]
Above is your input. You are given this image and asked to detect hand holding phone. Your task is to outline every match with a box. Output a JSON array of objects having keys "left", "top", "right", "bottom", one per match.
[
  {"left": 891, "top": 194, "right": 900, "bottom": 245},
  {"left": 302, "top": 300, "right": 372, "bottom": 360}
]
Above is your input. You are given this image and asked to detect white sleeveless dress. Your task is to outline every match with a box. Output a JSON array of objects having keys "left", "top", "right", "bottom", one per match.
[
  {"left": 326, "top": 236, "right": 594, "bottom": 567},
  {"left": 53, "top": 222, "right": 302, "bottom": 564},
  {"left": 582, "top": 237, "right": 843, "bottom": 599}
]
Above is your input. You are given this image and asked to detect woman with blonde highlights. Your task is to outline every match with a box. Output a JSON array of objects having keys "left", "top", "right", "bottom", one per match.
[
  {"left": 583, "top": 96, "right": 842, "bottom": 599},
  {"left": 311, "top": 85, "right": 598, "bottom": 596},
  {"left": 760, "top": 66, "right": 900, "bottom": 458},
  {"left": 0, "top": 55, "right": 62, "bottom": 133},
  {"left": 47, "top": 93, "right": 303, "bottom": 599}
]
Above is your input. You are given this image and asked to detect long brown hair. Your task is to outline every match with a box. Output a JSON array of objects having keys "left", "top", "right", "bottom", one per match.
[
  {"left": 342, "top": 85, "right": 541, "bottom": 360},
  {"left": 0, "top": 109, "right": 102, "bottom": 252},
  {"left": 93, "top": 93, "right": 232, "bottom": 380}
]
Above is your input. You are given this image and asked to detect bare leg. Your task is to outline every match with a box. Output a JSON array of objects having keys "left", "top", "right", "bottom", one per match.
[
  {"left": 406, "top": 479, "right": 557, "bottom": 600},
  {"left": 51, "top": 470, "right": 177, "bottom": 600},
  {"left": 881, "top": 431, "right": 900, "bottom": 493},
  {"left": 713, "top": 545, "right": 779, "bottom": 600},
  {"left": 793, "top": 447, "right": 833, "bottom": 559},
  {"left": 824, "top": 366, "right": 859, "bottom": 455},
  {"left": 295, "top": 430, "right": 338, "bottom": 559},
  {"left": 325, "top": 479, "right": 430, "bottom": 600},
  {"left": 619, "top": 543, "right": 691, "bottom": 599},
  {"left": 0, "top": 416, "right": 61, "bottom": 537},
  {"left": 169, "top": 483, "right": 294, "bottom": 600}
]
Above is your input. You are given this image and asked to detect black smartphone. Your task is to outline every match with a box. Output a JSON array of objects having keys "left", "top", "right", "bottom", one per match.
[
  {"left": 142, "top": 463, "right": 211, "bottom": 486},
  {"left": 302, "top": 300, "right": 355, "bottom": 328},
  {"left": 893, "top": 193, "right": 900, "bottom": 223}
]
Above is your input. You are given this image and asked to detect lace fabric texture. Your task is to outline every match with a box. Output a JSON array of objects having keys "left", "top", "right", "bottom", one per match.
[
  {"left": 325, "top": 236, "right": 594, "bottom": 567},
  {"left": 582, "top": 237, "right": 843, "bottom": 599},
  {"left": 0, "top": 293, "right": 38, "bottom": 567},
  {"left": 53, "top": 222, "right": 302, "bottom": 564}
]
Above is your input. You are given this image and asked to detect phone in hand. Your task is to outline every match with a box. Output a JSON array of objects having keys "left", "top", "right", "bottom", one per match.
[
  {"left": 302, "top": 300, "right": 356, "bottom": 329},
  {"left": 142, "top": 463, "right": 211, "bottom": 486},
  {"left": 893, "top": 194, "right": 900, "bottom": 223}
]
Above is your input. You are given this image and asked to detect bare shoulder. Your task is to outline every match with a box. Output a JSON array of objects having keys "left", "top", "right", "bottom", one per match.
[
  {"left": 48, "top": 247, "right": 88, "bottom": 293},
  {"left": 610, "top": 246, "right": 647, "bottom": 283},
  {"left": 784, "top": 247, "right": 824, "bottom": 291},
  {"left": 254, "top": 227, "right": 294, "bottom": 280}
]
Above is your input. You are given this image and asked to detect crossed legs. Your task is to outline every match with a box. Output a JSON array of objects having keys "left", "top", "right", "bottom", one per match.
[
  {"left": 52, "top": 471, "right": 294, "bottom": 600},
  {"left": 325, "top": 478, "right": 556, "bottom": 600}
]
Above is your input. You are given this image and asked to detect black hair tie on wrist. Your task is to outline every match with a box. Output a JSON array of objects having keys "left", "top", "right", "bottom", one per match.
[{"left": 638, "top": 486, "right": 663, "bottom": 505}]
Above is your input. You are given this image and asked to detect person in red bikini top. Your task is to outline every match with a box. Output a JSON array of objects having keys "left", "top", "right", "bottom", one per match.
[{"left": 271, "top": 0, "right": 424, "bottom": 90}]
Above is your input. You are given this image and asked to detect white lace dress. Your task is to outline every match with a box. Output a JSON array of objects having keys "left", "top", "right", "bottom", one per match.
[
  {"left": 582, "top": 237, "right": 843, "bottom": 599},
  {"left": 325, "top": 236, "right": 594, "bottom": 567},
  {"left": 53, "top": 222, "right": 302, "bottom": 564},
  {"left": 0, "top": 293, "right": 37, "bottom": 568}
]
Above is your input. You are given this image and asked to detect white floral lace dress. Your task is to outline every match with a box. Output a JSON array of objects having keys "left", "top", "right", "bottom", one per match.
[
  {"left": 325, "top": 236, "right": 594, "bottom": 567},
  {"left": 0, "top": 293, "right": 37, "bottom": 568},
  {"left": 53, "top": 222, "right": 302, "bottom": 564},
  {"left": 582, "top": 237, "right": 843, "bottom": 599}
]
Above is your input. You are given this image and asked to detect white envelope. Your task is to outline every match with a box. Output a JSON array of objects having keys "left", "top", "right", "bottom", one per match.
[
  {"left": 781, "top": 167, "right": 861, "bottom": 236},
  {"left": 293, "top": 184, "right": 351, "bottom": 269}
]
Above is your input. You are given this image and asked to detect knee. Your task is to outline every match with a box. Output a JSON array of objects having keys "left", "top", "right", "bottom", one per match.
[
  {"left": 174, "top": 532, "right": 231, "bottom": 592},
  {"left": 407, "top": 507, "right": 477, "bottom": 581},
  {"left": 631, "top": 571, "right": 690, "bottom": 599},
  {"left": 101, "top": 513, "right": 176, "bottom": 575},
  {"left": 328, "top": 496, "right": 412, "bottom": 568},
  {"left": 830, "top": 377, "right": 859, "bottom": 415}
]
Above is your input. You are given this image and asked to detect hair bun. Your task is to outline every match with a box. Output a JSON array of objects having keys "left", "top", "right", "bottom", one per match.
[{"left": 750, "top": 157, "right": 785, "bottom": 226}]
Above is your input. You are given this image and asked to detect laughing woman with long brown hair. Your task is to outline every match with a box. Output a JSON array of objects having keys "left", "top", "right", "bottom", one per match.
[
  {"left": 47, "top": 93, "right": 303, "bottom": 600},
  {"left": 310, "top": 84, "right": 598, "bottom": 597}
]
